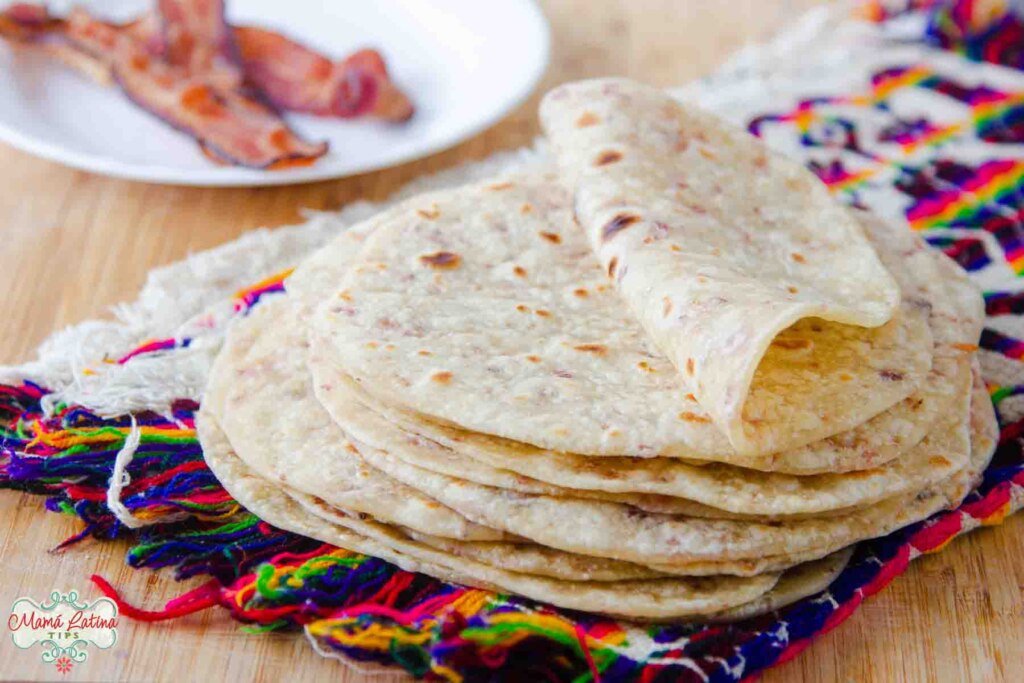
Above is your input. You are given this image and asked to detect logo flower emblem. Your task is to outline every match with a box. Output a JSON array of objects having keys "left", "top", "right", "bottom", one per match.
[{"left": 55, "top": 656, "right": 74, "bottom": 674}]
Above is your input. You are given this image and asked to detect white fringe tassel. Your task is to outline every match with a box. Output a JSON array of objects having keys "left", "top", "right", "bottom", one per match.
[{"left": 106, "top": 416, "right": 148, "bottom": 530}]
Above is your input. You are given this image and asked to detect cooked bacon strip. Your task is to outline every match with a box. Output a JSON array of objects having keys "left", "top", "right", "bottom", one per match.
[
  {"left": 1, "top": 5, "right": 327, "bottom": 168},
  {"left": 124, "top": 13, "right": 166, "bottom": 59},
  {"left": 44, "top": 40, "right": 113, "bottom": 85},
  {"left": 157, "top": 0, "right": 241, "bottom": 92},
  {"left": 1, "top": 2, "right": 415, "bottom": 168},
  {"left": 234, "top": 26, "right": 414, "bottom": 121},
  {"left": 0, "top": 3, "right": 60, "bottom": 41},
  {"left": 64, "top": 9, "right": 326, "bottom": 169},
  {"left": 4, "top": 4, "right": 413, "bottom": 122},
  {"left": 0, "top": 4, "right": 114, "bottom": 84}
]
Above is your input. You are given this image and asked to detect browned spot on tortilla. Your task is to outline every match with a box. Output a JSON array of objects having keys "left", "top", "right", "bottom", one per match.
[
  {"left": 929, "top": 456, "right": 951, "bottom": 467},
  {"left": 791, "top": 252, "right": 807, "bottom": 264},
  {"left": 602, "top": 214, "right": 641, "bottom": 242},
  {"left": 526, "top": 355, "right": 541, "bottom": 363},
  {"left": 516, "top": 304, "right": 530, "bottom": 313},
  {"left": 684, "top": 393, "right": 696, "bottom": 402},
  {"left": 574, "top": 343, "right": 607, "bottom": 355},
  {"left": 663, "top": 297, "right": 673, "bottom": 316},
  {"left": 698, "top": 148, "right": 717, "bottom": 161},
  {"left": 417, "top": 206, "right": 440, "bottom": 220},
  {"left": 337, "top": 290, "right": 352, "bottom": 301},
  {"left": 772, "top": 338, "right": 812, "bottom": 350},
  {"left": 678, "top": 411, "right": 711, "bottom": 423},
  {"left": 686, "top": 358, "right": 695, "bottom": 375},
  {"left": 513, "top": 265, "right": 527, "bottom": 277},
  {"left": 787, "top": 286, "right": 799, "bottom": 294},
  {"left": 675, "top": 131, "right": 689, "bottom": 152},
  {"left": 595, "top": 150, "right": 623, "bottom": 166},
  {"left": 574, "top": 288, "right": 589, "bottom": 298},
  {"left": 952, "top": 343, "right": 979, "bottom": 352},
  {"left": 576, "top": 111, "right": 600, "bottom": 127},
  {"left": 487, "top": 181, "right": 514, "bottom": 191},
  {"left": 839, "top": 373, "right": 853, "bottom": 381},
  {"left": 879, "top": 370, "right": 904, "bottom": 381},
  {"left": 607, "top": 256, "right": 619, "bottom": 278},
  {"left": 417, "top": 350, "right": 431, "bottom": 356},
  {"left": 607, "top": 429, "right": 622, "bottom": 438},
  {"left": 753, "top": 155, "right": 767, "bottom": 168},
  {"left": 520, "top": 203, "right": 534, "bottom": 214},
  {"left": 540, "top": 231, "right": 562, "bottom": 244},
  {"left": 637, "top": 361, "right": 655, "bottom": 373},
  {"left": 670, "top": 244, "right": 682, "bottom": 252},
  {"left": 365, "top": 341, "right": 379, "bottom": 349},
  {"left": 384, "top": 344, "right": 396, "bottom": 351},
  {"left": 344, "top": 443, "right": 360, "bottom": 455},
  {"left": 431, "top": 371, "right": 453, "bottom": 384},
  {"left": 420, "top": 251, "right": 461, "bottom": 269},
  {"left": 535, "top": 309, "right": 552, "bottom": 318}
]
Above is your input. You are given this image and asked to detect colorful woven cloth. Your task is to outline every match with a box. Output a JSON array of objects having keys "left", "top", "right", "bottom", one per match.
[
  {"left": 862, "top": 0, "right": 1024, "bottom": 68},
  {"left": 2, "top": 4, "right": 1024, "bottom": 682}
]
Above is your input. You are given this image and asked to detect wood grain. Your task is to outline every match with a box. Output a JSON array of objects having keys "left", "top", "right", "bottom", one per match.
[{"left": 1, "top": 1, "right": 1021, "bottom": 681}]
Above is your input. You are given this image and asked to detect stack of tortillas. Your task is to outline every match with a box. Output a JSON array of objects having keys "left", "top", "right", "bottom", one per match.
[{"left": 197, "top": 79, "right": 998, "bottom": 622}]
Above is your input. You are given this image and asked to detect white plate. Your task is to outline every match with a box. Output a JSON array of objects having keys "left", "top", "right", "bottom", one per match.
[{"left": 0, "top": 0, "right": 550, "bottom": 186}]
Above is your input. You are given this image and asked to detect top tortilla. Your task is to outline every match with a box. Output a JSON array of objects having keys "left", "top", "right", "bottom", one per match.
[
  {"left": 308, "top": 175, "right": 932, "bottom": 462},
  {"left": 540, "top": 78, "right": 907, "bottom": 454}
]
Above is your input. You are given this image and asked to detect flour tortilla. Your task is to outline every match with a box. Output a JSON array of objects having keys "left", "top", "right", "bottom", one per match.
[
  {"left": 307, "top": 175, "right": 934, "bottom": 466},
  {"left": 398, "top": 531, "right": 669, "bottom": 582},
  {"left": 198, "top": 410, "right": 787, "bottom": 620},
  {"left": 704, "top": 547, "right": 853, "bottom": 623},
  {"left": 397, "top": 532, "right": 852, "bottom": 617},
  {"left": 541, "top": 78, "right": 911, "bottom": 454},
  {"left": 325, "top": 361, "right": 970, "bottom": 517},
  {"left": 399, "top": 529, "right": 854, "bottom": 581},
  {"left": 203, "top": 296, "right": 506, "bottom": 542},
  {"left": 310, "top": 217, "right": 980, "bottom": 515},
  {"left": 336, "top": 373, "right": 994, "bottom": 566}
]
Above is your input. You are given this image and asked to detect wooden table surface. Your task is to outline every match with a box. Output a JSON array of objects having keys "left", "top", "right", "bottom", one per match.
[{"left": 1, "top": 1, "right": 1021, "bottom": 681}]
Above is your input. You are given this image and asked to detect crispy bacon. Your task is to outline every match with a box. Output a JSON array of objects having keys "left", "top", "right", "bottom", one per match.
[
  {"left": 157, "top": 0, "right": 241, "bottom": 91},
  {"left": 124, "top": 13, "right": 167, "bottom": 60},
  {"left": 234, "top": 27, "right": 413, "bottom": 121},
  {"left": 0, "top": 3, "right": 114, "bottom": 85},
  {"left": 64, "top": 8, "right": 326, "bottom": 169},
  {"left": 0, "top": 3, "right": 60, "bottom": 41},
  {"left": 0, "top": 2, "right": 414, "bottom": 169}
]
